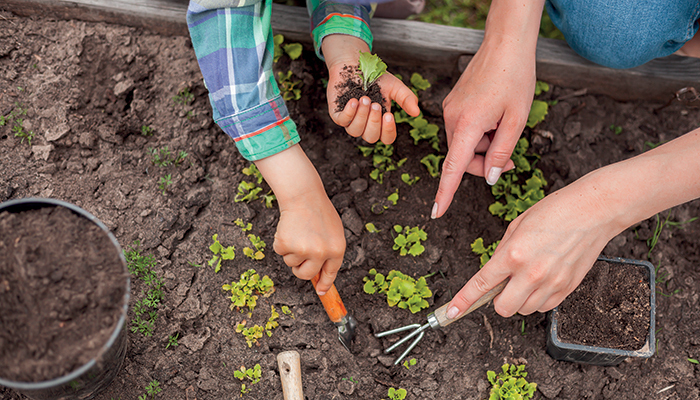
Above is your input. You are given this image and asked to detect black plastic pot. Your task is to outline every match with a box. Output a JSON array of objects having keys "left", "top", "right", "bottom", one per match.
[
  {"left": 547, "top": 256, "right": 655, "bottom": 366},
  {"left": 0, "top": 198, "right": 130, "bottom": 400}
]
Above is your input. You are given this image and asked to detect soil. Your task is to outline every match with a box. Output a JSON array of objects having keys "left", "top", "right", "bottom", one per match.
[
  {"left": 1, "top": 8, "right": 700, "bottom": 400},
  {"left": 0, "top": 205, "right": 127, "bottom": 382},
  {"left": 335, "top": 65, "right": 387, "bottom": 113},
  {"left": 557, "top": 260, "right": 651, "bottom": 350}
]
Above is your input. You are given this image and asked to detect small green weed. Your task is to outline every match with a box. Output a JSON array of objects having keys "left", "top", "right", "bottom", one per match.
[
  {"left": 363, "top": 269, "right": 432, "bottom": 313},
  {"left": 384, "top": 387, "right": 407, "bottom": 400},
  {"left": 138, "top": 380, "right": 161, "bottom": 400},
  {"left": 487, "top": 363, "right": 537, "bottom": 400},
  {"left": 392, "top": 225, "right": 427, "bottom": 257},
  {"left": 1, "top": 103, "right": 34, "bottom": 146},
  {"left": 158, "top": 174, "right": 172, "bottom": 195},
  {"left": 124, "top": 241, "right": 163, "bottom": 337},
  {"left": 222, "top": 269, "right": 275, "bottom": 315},
  {"left": 402, "top": 358, "right": 417, "bottom": 370},
  {"left": 645, "top": 140, "right": 666, "bottom": 150},
  {"left": 471, "top": 237, "right": 500, "bottom": 267},
  {"left": 609, "top": 124, "right": 623, "bottom": 135},
  {"left": 277, "top": 70, "right": 302, "bottom": 101},
  {"left": 172, "top": 88, "right": 194, "bottom": 106},
  {"left": 141, "top": 125, "right": 154, "bottom": 136},
  {"left": 420, "top": 154, "right": 444, "bottom": 178},
  {"left": 166, "top": 333, "right": 179, "bottom": 349},
  {"left": 234, "top": 363, "right": 262, "bottom": 394},
  {"left": 688, "top": 358, "right": 699, "bottom": 364},
  {"left": 358, "top": 142, "right": 407, "bottom": 184}
]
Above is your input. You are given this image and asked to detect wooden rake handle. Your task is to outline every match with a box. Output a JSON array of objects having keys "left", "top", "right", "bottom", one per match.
[{"left": 431, "top": 280, "right": 508, "bottom": 328}]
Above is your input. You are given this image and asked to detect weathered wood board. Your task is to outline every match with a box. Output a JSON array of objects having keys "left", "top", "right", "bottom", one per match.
[{"left": 3, "top": 0, "right": 700, "bottom": 101}]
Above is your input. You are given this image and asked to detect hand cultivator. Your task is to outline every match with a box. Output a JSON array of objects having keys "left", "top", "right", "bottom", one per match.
[{"left": 375, "top": 280, "right": 508, "bottom": 365}]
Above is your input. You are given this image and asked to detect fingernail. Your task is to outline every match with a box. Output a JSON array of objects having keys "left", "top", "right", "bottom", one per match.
[
  {"left": 371, "top": 103, "right": 381, "bottom": 111},
  {"left": 317, "top": 290, "right": 327, "bottom": 296},
  {"left": 446, "top": 306, "right": 460, "bottom": 319},
  {"left": 384, "top": 113, "right": 392, "bottom": 122},
  {"left": 431, "top": 202, "right": 438, "bottom": 219},
  {"left": 362, "top": 97, "right": 370, "bottom": 106},
  {"left": 486, "top": 167, "right": 502, "bottom": 186},
  {"left": 349, "top": 100, "right": 357, "bottom": 109}
]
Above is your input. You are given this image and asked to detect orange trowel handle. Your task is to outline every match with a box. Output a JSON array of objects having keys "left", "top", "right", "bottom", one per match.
[{"left": 311, "top": 274, "right": 348, "bottom": 324}]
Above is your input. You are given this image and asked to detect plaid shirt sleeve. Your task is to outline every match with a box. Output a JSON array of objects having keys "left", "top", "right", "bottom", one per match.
[
  {"left": 306, "top": 0, "right": 374, "bottom": 60},
  {"left": 187, "top": 0, "right": 300, "bottom": 161}
]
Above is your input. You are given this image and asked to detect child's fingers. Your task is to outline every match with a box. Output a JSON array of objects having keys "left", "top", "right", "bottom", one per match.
[
  {"left": 384, "top": 75, "right": 420, "bottom": 117},
  {"left": 331, "top": 98, "right": 358, "bottom": 127},
  {"left": 314, "top": 259, "right": 342, "bottom": 296},
  {"left": 345, "top": 96, "right": 371, "bottom": 138},
  {"left": 361, "top": 103, "right": 383, "bottom": 144},
  {"left": 379, "top": 112, "right": 397, "bottom": 144},
  {"left": 290, "top": 259, "right": 322, "bottom": 281}
]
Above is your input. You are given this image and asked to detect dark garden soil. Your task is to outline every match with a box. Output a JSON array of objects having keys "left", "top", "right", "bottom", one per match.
[
  {"left": 557, "top": 260, "right": 651, "bottom": 350},
  {"left": 1, "top": 9, "right": 700, "bottom": 400},
  {"left": 335, "top": 65, "right": 387, "bottom": 114},
  {"left": 0, "top": 205, "right": 127, "bottom": 382}
]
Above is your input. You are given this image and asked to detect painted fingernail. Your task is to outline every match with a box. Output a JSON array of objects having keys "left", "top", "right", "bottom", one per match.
[
  {"left": 446, "top": 306, "right": 460, "bottom": 319},
  {"left": 486, "top": 167, "right": 502, "bottom": 186},
  {"left": 431, "top": 202, "right": 438, "bottom": 219},
  {"left": 362, "top": 97, "right": 370, "bottom": 106}
]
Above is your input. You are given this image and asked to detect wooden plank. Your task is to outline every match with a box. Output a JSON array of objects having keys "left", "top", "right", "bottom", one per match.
[{"left": 3, "top": 0, "right": 699, "bottom": 101}]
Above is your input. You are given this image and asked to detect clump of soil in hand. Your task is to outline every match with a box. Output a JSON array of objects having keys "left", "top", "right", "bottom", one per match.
[
  {"left": 335, "top": 65, "right": 387, "bottom": 114},
  {"left": 557, "top": 260, "right": 651, "bottom": 350},
  {"left": 0, "top": 206, "right": 127, "bottom": 382}
]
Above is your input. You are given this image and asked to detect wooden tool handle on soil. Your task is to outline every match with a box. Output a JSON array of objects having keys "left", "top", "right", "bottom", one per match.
[
  {"left": 311, "top": 274, "right": 347, "bottom": 323},
  {"left": 432, "top": 280, "right": 508, "bottom": 328},
  {"left": 277, "top": 351, "right": 304, "bottom": 400}
]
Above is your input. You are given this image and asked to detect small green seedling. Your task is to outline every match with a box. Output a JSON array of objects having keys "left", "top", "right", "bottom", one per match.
[
  {"left": 236, "top": 321, "right": 264, "bottom": 347},
  {"left": 242, "top": 163, "right": 263, "bottom": 184},
  {"left": 487, "top": 363, "right": 537, "bottom": 400},
  {"left": 688, "top": 358, "right": 699, "bottom": 364},
  {"left": 158, "top": 174, "right": 172, "bottom": 195},
  {"left": 141, "top": 125, "right": 154, "bottom": 136},
  {"left": 2, "top": 103, "right": 34, "bottom": 145},
  {"left": 401, "top": 173, "right": 420, "bottom": 185},
  {"left": 410, "top": 72, "right": 431, "bottom": 94},
  {"left": 262, "top": 191, "right": 276, "bottom": 208},
  {"left": 166, "top": 333, "right": 179, "bottom": 349},
  {"left": 534, "top": 80, "right": 550, "bottom": 96},
  {"left": 265, "top": 305, "right": 279, "bottom": 336},
  {"left": 471, "top": 237, "right": 500, "bottom": 267},
  {"left": 234, "top": 364, "right": 262, "bottom": 395},
  {"left": 235, "top": 181, "right": 263, "bottom": 203},
  {"left": 138, "top": 380, "right": 161, "bottom": 400},
  {"left": 235, "top": 218, "right": 252, "bottom": 232},
  {"left": 385, "top": 387, "right": 408, "bottom": 400},
  {"left": 363, "top": 269, "right": 432, "bottom": 313},
  {"left": 402, "top": 358, "right": 417, "bottom": 370},
  {"left": 526, "top": 99, "right": 548, "bottom": 128},
  {"left": 277, "top": 70, "right": 302, "bottom": 101},
  {"left": 208, "top": 233, "right": 235, "bottom": 273},
  {"left": 173, "top": 88, "right": 194, "bottom": 106},
  {"left": 387, "top": 189, "right": 399, "bottom": 206},
  {"left": 273, "top": 34, "right": 303, "bottom": 63},
  {"left": 365, "top": 223, "right": 381, "bottom": 233},
  {"left": 358, "top": 143, "right": 407, "bottom": 184},
  {"left": 393, "top": 109, "right": 413, "bottom": 124},
  {"left": 124, "top": 241, "right": 163, "bottom": 337},
  {"left": 420, "top": 154, "right": 444, "bottom": 178},
  {"left": 610, "top": 124, "right": 623, "bottom": 135},
  {"left": 392, "top": 225, "right": 427, "bottom": 257},
  {"left": 243, "top": 234, "right": 266, "bottom": 260},
  {"left": 148, "top": 147, "right": 172, "bottom": 167},
  {"left": 281, "top": 305, "right": 295, "bottom": 318},
  {"left": 408, "top": 116, "right": 440, "bottom": 151},
  {"left": 357, "top": 51, "right": 387, "bottom": 91},
  {"left": 222, "top": 269, "right": 275, "bottom": 315}
]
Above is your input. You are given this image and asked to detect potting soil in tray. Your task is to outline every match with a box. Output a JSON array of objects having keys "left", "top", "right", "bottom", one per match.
[
  {"left": 557, "top": 259, "right": 650, "bottom": 350},
  {"left": 0, "top": 206, "right": 127, "bottom": 382}
]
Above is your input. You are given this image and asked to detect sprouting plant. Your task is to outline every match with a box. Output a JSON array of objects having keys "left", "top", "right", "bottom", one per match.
[
  {"left": 277, "top": 70, "right": 302, "bottom": 101},
  {"left": 235, "top": 181, "right": 263, "bottom": 203},
  {"left": 402, "top": 358, "right": 417, "bottom": 370},
  {"left": 273, "top": 34, "right": 303, "bottom": 63},
  {"left": 688, "top": 358, "right": 699, "bottom": 364},
  {"left": 410, "top": 72, "right": 431, "bottom": 94},
  {"left": 166, "top": 333, "right": 179, "bottom": 349},
  {"left": 174, "top": 150, "right": 188, "bottom": 165},
  {"left": 610, "top": 124, "right": 623, "bottom": 135},
  {"left": 243, "top": 234, "right": 266, "bottom": 260},
  {"left": 173, "top": 87, "right": 194, "bottom": 106},
  {"left": 387, "top": 189, "right": 399, "bottom": 206},
  {"left": 262, "top": 191, "right": 276, "bottom": 208},
  {"left": 281, "top": 305, "right": 295, "bottom": 318},
  {"left": 235, "top": 218, "right": 252, "bottom": 232},
  {"left": 158, "top": 174, "right": 172, "bottom": 195},
  {"left": 365, "top": 223, "right": 381, "bottom": 233},
  {"left": 265, "top": 305, "right": 279, "bottom": 336},
  {"left": 646, "top": 211, "right": 670, "bottom": 259},
  {"left": 208, "top": 233, "right": 235, "bottom": 273},
  {"left": 385, "top": 387, "right": 408, "bottom": 400},
  {"left": 148, "top": 147, "right": 172, "bottom": 167},
  {"left": 393, "top": 109, "right": 413, "bottom": 124},
  {"left": 138, "top": 380, "right": 161, "bottom": 400},
  {"left": 12, "top": 119, "right": 35, "bottom": 145},
  {"left": 534, "top": 80, "right": 550, "bottom": 96},
  {"left": 2, "top": 103, "right": 34, "bottom": 146},
  {"left": 358, "top": 143, "right": 407, "bottom": 184},
  {"left": 401, "top": 173, "right": 420, "bottom": 185},
  {"left": 526, "top": 100, "right": 548, "bottom": 128},
  {"left": 645, "top": 140, "right": 666, "bottom": 150},
  {"left": 141, "top": 125, "right": 154, "bottom": 136},
  {"left": 487, "top": 363, "right": 537, "bottom": 400},
  {"left": 408, "top": 116, "right": 440, "bottom": 151},
  {"left": 242, "top": 163, "right": 264, "bottom": 184},
  {"left": 420, "top": 154, "right": 444, "bottom": 178},
  {"left": 124, "top": 241, "right": 163, "bottom": 337},
  {"left": 236, "top": 321, "right": 265, "bottom": 347},
  {"left": 234, "top": 364, "right": 262, "bottom": 395},
  {"left": 392, "top": 225, "right": 427, "bottom": 257},
  {"left": 222, "top": 269, "right": 275, "bottom": 315},
  {"left": 471, "top": 237, "right": 500, "bottom": 267},
  {"left": 357, "top": 51, "right": 387, "bottom": 91},
  {"left": 363, "top": 269, "right": 432, "bottom": 313}
]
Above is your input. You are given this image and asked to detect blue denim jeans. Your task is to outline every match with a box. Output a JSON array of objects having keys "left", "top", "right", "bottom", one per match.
[{"left": 546, "top": 0, "right": 700, "bottom": 69}]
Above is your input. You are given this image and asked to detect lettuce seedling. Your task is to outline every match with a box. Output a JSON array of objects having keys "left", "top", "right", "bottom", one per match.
[
  {"left": 235, "top": 181, "right": 263, "bottom": 203},
  {"left": 386, "top": 387, "right": 408, "bottom": 400},
  {"left": 526, "top": 100, "right": 548, "bottom": 129},
  {"left": 365, "top": 223, "right": 381, "bottom": 233},
  {"left": 401, "top": 173, "right": 420, "bottom": 185},
  {"left": 277, "top": 70, "right": 302, "bottom": 101},
  {"left": 393, "top": 225, "right": 427, "bottom": 257},
  {"left": 244, "top": 234, "right": 266, "bottom": 260},
  {"left": 265, "top": 305, "right": 279, "bottom": 336},
  {"left": 222, "top": 269, "right": 275, "bottom": 315},
  {"left": 262, "top": 191, "right": 276, "bottom": 208},
  {"left": 281, "top": 305, "right": 295, "bottom": 318},
  {"left": 273, "top": 34, "right": 303, "bottom": 63},
  {"left": 387, "top": 189, "right": 399, "bottom": 206},
  {"left": 235, "top": 321, "right": 264, "bottom": 348},
  {"left": 358, "top": 143, "right": 407, "bottom": 184},
  {"left": 402, "top": 357, "right": 417, "bottom": 370},
  {"left": 208, "top": 233, "right": 235, "bottom": 273},
  {"left": 363, "top": 269, "right": 432, "bottom": 313},
  {"left": 471, "top": 237, "right": 500, "bottom": 267},
  {"left": 489, "top": 169, "right": 547, "bottom": 221},
  {"left": 420, "top": 154, "right": 444, "bottom": 178},
  {"left": 357, "top": 51, "right": 387, "bottom": 91},
  {"left": 487, "top": 363, "right": 537, "bottom": 400},
  {"left": 410, "top": 72, "right": 431, "bottom": 93},
  {"left": 408, "top": 116, "right": 440, "bottom": 151},
  {"left": 234, "top": 364, "right": 262, "bottom": 394},
  {"left": 242, "top": 163, "right": 263, "bottom": 184},
  {"left": 235, "top": 218, "right": 252, "bottom": 232}
]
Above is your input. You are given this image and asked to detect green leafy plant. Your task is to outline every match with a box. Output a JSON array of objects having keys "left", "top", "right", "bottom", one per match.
[
  {"left": 148, "top": 147, "right": 172, "bottom": 167},
  {"left": 363, "top": 269, "right": 432, "bottom": 313},
  {"left": 234, "top": 364, "right": 262, "bottom": 394},
  {"left": 526, "top": 100, "right": 548, "bottom": 129},
  {"left": 420, "top": 154, "right": 444, "bottom": 178},
  {"left": 487, "top": 363, "right": 537, "bottom": 400},
  {"left": 688, "top": 358, "right": 699, "bottom": 364},
  {"left": 401, "top": 173, "right": 420, "bottom": 185},
  {"left": 235, "top": 181, "right": 263, "bottom": 203},
  {"left": 365, "top": 222, "right": 381, "bottom": 233},
  {"left": 408, "top": 116, "right": 440, "bottom": 151},
  {"left": 208, "top": 233, "right": 235, "bottom": 273},
  {"left": 242, "top": 163, "right": 264, "bottom": 184},
  {"left": 173, "top": 88, "right": 194, "bottom": 106},
  {"left": 265, "top": 305, "right": 279, "bottom": 336},
  {"left": 124, "top": 241, "right": 163, "bottom": 337},
  {"left": 392, "top": 225, "right": 427, "bottom": 257},
  {"left": 243, "top": 234, "right": 266, "bottom": 260},
  {"left": 277, "top": 70, "right": 302, "bottom": 101},
  {"left": 410, "top": 72, "right": 431, "bottom": 93},
  {"left": 222, "top": 269, "right": 275, "bottom": 315},
  {"left": 385, "top": 387, "right": 408, "bottom": 400},
  {"left": 235, "top": 218, "right": 252, "bottom": 232},
  {"left": 141, "top": 125, "right": 154, "bottom": 136},
  {"left": 357, "top": 143, "right": 407, "bottom": 184},
  {"left": 166, "top": 333, "right": 179, "bottom": 349},
  {"left": 138, "top": 380, "right": 161, "bottom": 400},
  {"left": 610, "top": 124, "right": 623, "bottom": 135},
  {"left": 471, "top": 237, "right": 500, "bottom": 267},
  {"left": 402, "top": 357, "right": 417, "bottom": 370},
  {"left": 1, "top": 103, "right": 34, "bottom": 146},
  {"left": 262, "top": 191, "right": 276, "bottom": 208},
  {"left": 273, "top": 34, "right": 303, "bottom": 63},
  {"left": 281, "top": 305, "right": 295, "bottom": 318},
  {"left": 534, "top": 80, "right": 549, "bottom": 96},
  {"left": 158, "top": 174, "right": 172, "bottom": 195},
  {"left": 357, "top": 51, "right": 387, "bottom": 91},
  {"left": 387, "top": 189, "right": 399, "bottom": 206},
  {"left": 235, "top": 321, "right": 265, "bottom": 348}
]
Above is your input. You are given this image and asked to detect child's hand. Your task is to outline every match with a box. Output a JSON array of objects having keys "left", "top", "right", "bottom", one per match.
[
  {"left": 254, "top": 145, "right": 346, "bottom": 295},
  {"left": 321, "top": 35, "right": 420, "bottom": 144}
]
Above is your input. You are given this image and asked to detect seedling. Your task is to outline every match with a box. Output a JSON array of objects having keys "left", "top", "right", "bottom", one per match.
[
  {"left": 402, "top": 357, "right": 417, "bottom": 370},
  {"left": 688, "top": 358, "right": 699, "bottom": 364},
  {"left": 471, "top": 237, "right": 500, "bottom": 267},
  {"left": 243, "top": 234, "right": 266, "bottom": 260},
  {"left": 401, "top": 173, "right": 420, "bottom": 185},
  {"left": 235, "top": 321, "right": 264, "bottom": 347},
  {"left": 408, "top": 116, "right": 440, "bottom": 151},
  {"left": 392, "top": 225, "right": 427, "bottom": 257},
  {"left": 410, "top": 72, "right": 431, "bottom": 94},
  {"left": 138, "top": 380, "right": 161, "bottom": 400},
  {"left": 534, "top": 80, "right": 550, "bottom": 96},
  {"left": 242, "top": 163, "right": 263, "bottom": 184},
  {"left": 222, "top": 269, "right": 275, "bottom": 315},
  {"left": 172, "top": 87, "right": 194, "bottom": 106},
  {"left": 265, "top": 305, "right": 279, "bottom": 336},
  {"left": 234, "top": 364, "right": 262, "bottom": 395},
  {"left": 645, "top": 140, "right": 666, "bottom": 150},
  {"left": 235, "top": 218, "right": 252, "bottom": 232},
  {"left": 158, "top": 174, "right": 172, "bottom": 195},
  {"left": 12, "top": 119, "right": 35, "bottom": 145},
  {"left": 235, "top": 181, "right": 263, "bottom": 203},
  {"left": 385, "top": 387, "right": 408, "bottom": 400},
  {"left": 526, "top": 99, "right": 548, "bottom": 128},
  {"left": 281, "top": 305, "right": 295, "bottom": 318},
  {"left": 358, "top": 143, "right": 407, "bottom": 184},
  {"left": 1, "top": 103, "right": 34, "bottom": 146},
  {"left": 262, "top": 191, "right": 276, "bottom": 208},
  {"left": 365, "top": 223, "right": 381, "bottom": 233},
  {"left": 148, "top": 147, "right": 172, "bottom": 167},
  {"left": 487, "top": 363, "right": 537, "bottom": 400},
  {"left": 166, "top": 333, "right": 179, "bottom": 349},
  {"left": 273, "top": 34, "right": 303, "bottom": 63},
  {"left": 208, "top": 233, "right": 235, "bottom": 273},
  {"left": 363, "top": 269, "right": 432, "bottom": 313},
  {"left": 141, "top": 125, "right": 154, "bottom": 136},
  {"left": 420, "top": 154, "right": 444, "bottom": 178},
  {"left": 124, "top": 241, "right": 163, "bottom": 337},
  {"left": 357, "top": 51, "right": 387, "bottom": 91},
  {"left": 387, "top": 189, "right": 399, "bottom": 206},
  {"left": 277, "top": 70, "right": 302, "bottom": 101},
  {"left": 610, "top": 124, "right": 623, "bottom": 135}
]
